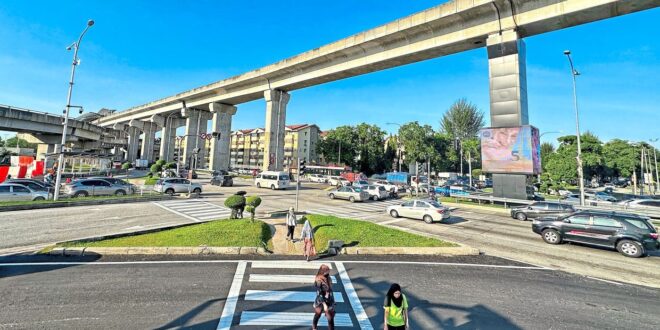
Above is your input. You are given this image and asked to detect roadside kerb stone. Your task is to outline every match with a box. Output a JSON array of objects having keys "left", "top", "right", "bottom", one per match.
[
  {"left": 341, "top": 246, "right": 479, "bottom": 256},
  {"left": 59, "top": 246, "right": 269, "bottom": 256},
  {"left": 0, "top": 195, "right": 173, "bottom": 212}
]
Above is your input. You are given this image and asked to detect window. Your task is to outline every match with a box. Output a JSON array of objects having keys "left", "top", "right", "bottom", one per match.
[
  {"left": 181, "top": 180, "right": 190, "bottom": 184},
  {"left": 0, "top": 186, "right": 10, "bottom": 193},
  {"left": 279, "top": 175, "right": 289, "bottom": 180},
  {"left": 531, "top": 203, "right": 547, "bottom": 210},
  {"left": 592, "top": 216, "right": 621, "bottom": 227},
  {"left": 338, "top": 187, "right": 348, "bottom": 192},
  {"left": 402, "top": 201, "right": 414, "bottom": 207},
  {"left": 640, "top": 201, "right": 660, "bottom": 207},
  {"left": 624, "top": 219, "right": 654, "bottom": 230},
  {"left": 13, "top": 186, "right": 30, "bottom": 193},
  {"left": 568, "top": 215, "right": 590, "bottom": 225},
  {"left": 415, "top": 201, "right": 429, "bottom": 208},
  {"left": 547, "top": 203, "right": 562, "bottom": 211}
]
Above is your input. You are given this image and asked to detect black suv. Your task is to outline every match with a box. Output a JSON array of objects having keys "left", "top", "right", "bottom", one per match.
[
  {"left": 510, "top": 202, "right": 575, "bottom": 221},
  {"left": 532, "top": 210, "right": 659, "bottom": 257}
]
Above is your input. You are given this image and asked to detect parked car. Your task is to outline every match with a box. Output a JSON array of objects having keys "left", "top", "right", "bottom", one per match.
[
  {"left": 532, "top": 210, "right": 659, "bottom": 258},
  {"left": 5, "top": 179, "right": 53, "bottom": 193},
  {"left": 352, "top": 180, "right": 370, "bottom": 188},
  {"left": 0, "top": 183, "right": 49, "bottom": 201},
  {"left": 153, "top": 178, "right": 202, "bottom": 195},
  {"left": 510, "top": 202, "right": 575, "bottom": 221},
  {"left": 210, "top": 175, "right": 234, "bottom": 187},
  {"left": 330, "top": 177, "right": 351, "bottom": 187},
  {"left": 255, "top": 171, "right": 290, "bottom": 190},
  {"left": 88, "top": 177, "right": 136, "bottom": 193},
  {"left": 386, "top": 199, "right": 451, "bottom": 224},
  {"left": 308, "top": 174, "right": 327, "bottom": 183},
  {"left": 364, "top": 185, "right": 389, "bottom": 201},
  {"left": 618, "top": 199, "right": 660, "bottom": 209},
  {"left": 327, "top": 186, "right": 370, "bottom": 202},
  {"left": 328, "top": 176, "right": 341, "bottom": 186},
  {"left": 64, "top": 178, "right": 133, "bottom": 197},
  {"left": 594, "top": 192, "right": 617, "bottom": 202}
]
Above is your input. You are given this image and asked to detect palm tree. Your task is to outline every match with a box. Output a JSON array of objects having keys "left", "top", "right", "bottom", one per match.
[{"left": 440, "top": 98, "right": 485, "bottom": 176}]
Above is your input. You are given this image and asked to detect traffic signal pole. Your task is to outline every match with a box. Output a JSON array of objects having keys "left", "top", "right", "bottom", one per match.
[{"left": 295, "top": 157, "right": 300, "bottom": 211}]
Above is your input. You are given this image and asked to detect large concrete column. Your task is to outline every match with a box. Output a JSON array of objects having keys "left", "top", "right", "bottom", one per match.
[
  {"left": 487, "top": 29, "right": 529, "bottom": 200},
  {"left": 181, "top": 107, "right": 212, "bottom": 169},
  {"left": 262, "top": 90, "right": 290, "bottom": 171},
  {"left": 209, "top": 103, "right": 237, "bottom": 172},
  {"left": 140, "top": 122, "right": 159, "bottom": 163},
  {"left": 158, "top": 117, "right": 185, "bottom": 162},
  {"left": 127, "top": 120, "right": 144, "bottom": 163}
]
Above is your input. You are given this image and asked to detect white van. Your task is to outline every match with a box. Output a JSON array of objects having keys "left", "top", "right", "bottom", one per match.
[{"left": 255, "top": 171, "right": 290, "bottom": 190}]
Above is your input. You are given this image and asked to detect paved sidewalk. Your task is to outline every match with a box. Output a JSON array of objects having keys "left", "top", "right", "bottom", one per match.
[{"left": 263, "top": 218, "right": 304, "bottom": 256}]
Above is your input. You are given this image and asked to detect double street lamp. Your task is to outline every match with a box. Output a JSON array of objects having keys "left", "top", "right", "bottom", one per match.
[
  {"left": 563, "top": 50, "right": 586, "bottom": 207},
  {"left": 53, "top": 20, "right": 94, "bottom": 201}
]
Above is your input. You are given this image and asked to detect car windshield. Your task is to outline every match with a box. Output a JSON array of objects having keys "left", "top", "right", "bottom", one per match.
[
  {"left": 279, "top": 175, "right": 289, "bottom": 180},
  {"left": 353, "top": 188, "right": 363, "bottom": 192}
]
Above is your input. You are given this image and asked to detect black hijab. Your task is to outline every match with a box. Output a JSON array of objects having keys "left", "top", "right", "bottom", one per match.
[{"left": 386, "top": 283, "right": 403, "bottom": 307}]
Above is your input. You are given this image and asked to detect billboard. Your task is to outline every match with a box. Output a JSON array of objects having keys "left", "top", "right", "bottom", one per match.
[{"left": 480, "top": 125, "right": 541, "bottom": 175}]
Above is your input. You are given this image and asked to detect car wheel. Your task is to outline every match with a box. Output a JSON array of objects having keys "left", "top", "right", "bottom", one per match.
[
  {"left": 390, "top": 210, "right": 399, "bottom": 218},
  {"left": 617, "top": 240, "right": 644, "bottom": 258},
  {"left": 115, "top": 190, "right": 126, "bottom": 196},
  {"left": 423, "top": 215, "right": 434, "bottom": 224},
  {"left": 516, "top": 212, "right": 527, "bottom": 221},
  {"left": 541, "top": 229, "right": 562, "bottom": 245},
  {"left": 33, "top": 196, "right": 45, "bottom": 201},
  {"left": 270, "top": 185, "right": 275, "bottom": 190},
  {"left": 165, "top": 189, "right": 175, "bottom": 196},
  {"left": 329, "top": 194, "right": 335, "bottom": 200},
  {"left": 256, "top": 182, "right": 261, "bottom": 188},
  {"left": 74, "top": 191, "right": 88, "bottom": 198},
  {"left": 193, "top": 188, "right": 201, "bottom": 194},
  {"left": 349, "top": 196, "right": 355, "bottom": 203}
]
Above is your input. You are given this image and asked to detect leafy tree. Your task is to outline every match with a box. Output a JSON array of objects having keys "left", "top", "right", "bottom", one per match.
[
  {"left": 2, "top": 137, "right": 36, "bottom": 149},
  {"left": 317, "top": 126, "right": 358, "bottom": 166},
  {"left": 398, "top": 122, "right": 435, "bottom": 172},
  {"left": 354, "top": 123, "right": 387, "bottom": 175},
  {"left": 602, "top": 139, "right": 639, "bottom": 178},
  {"left": 545, "top": 133, "right": 604, "bottom": 183},
  {"left": 540, "top": 142, "right": 555, "bottom": 172},
  {"left": 245, "top": 196, "right": 262, "bottom": 222},
  {"left": 440, "top": 98, "right": 485, "bottom": 175},
  {"left": 431, "top": 133, "right": 456, "bottom": 172},
  {"left": 383, "top": 135, "right": 397, "bottom": 172}
]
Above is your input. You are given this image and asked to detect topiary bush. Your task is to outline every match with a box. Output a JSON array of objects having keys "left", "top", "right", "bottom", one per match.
[
  {"left": 156, "top": 159, "right": 166, "bottom": 167},
  {"left": 150, "top": 163, "right": 162, "bottom": 174},
  {"left": 122, "top": 162, "right": 132, "bottom": 170},
  {"left": 224, "top": 194, "right": 246, "bottom": 219},
  {"left": 245, "top": 196, "right": 262, "bottom": 221},
  {"left": 165, "top": 162, "right": 177, "bottom": 169}
]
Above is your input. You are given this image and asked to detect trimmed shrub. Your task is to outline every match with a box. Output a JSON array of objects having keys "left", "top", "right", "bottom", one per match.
[
  {"left": 245, "top": 196, "right": 262, "bottom": 221},
  {"left": 150, "top": 164, "right": 162, "bottom": 174},
  {"left": 224, "top": 195, "right": 246, "bottom": 219},
  {"left": 156, "top": 159, "right": 166, "bottom": 167},
  {"left": 165, "top": 162, "right": 177, "bottom": 169},
  {"left": 122, "top": 162, "right": 132, "bottom": 170}
]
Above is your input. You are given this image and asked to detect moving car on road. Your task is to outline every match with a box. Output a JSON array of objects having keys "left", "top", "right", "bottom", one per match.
[
  {"left": 307, "top": 174, "right": 327, "bottom": 183},
  {"left": 0, "top": 183, "right": 49, "bottom": 201},
  {"left": 364, "top": 185, "right": 389, "bottom": 201},
  {"left": 5, "top": 179, "right": 53, "bottom": 194},
  {"left": 88, "top": 177, "right": 136, "bottom": 193},
  {"left": 64, "top": 179, "right": 134, "bottom": 197},
  {"left": 618, "top": 199, "right": 660, "bottom": 210},
  {"left": 210, "top": 175, "right": 234, "bottom": 187},
  {"left": 153, "top": 178, "right": 202, "bottom": 195},
  {"left": 387, "top": 199, "right": 450, "bottom": 224},
  {"left": 328, "top": 186, "right": 370, "bottom": 203},
  {"left": 510, "top": 202, "right": 575, "bottom": 221},
  {"left": 532, "top": 210, "right": 659, "bottom": 258},
  {"left": 255, "top": 171, "right": 290, "bottom": 190}
]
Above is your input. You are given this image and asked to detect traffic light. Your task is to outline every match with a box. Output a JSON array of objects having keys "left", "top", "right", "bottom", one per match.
[{"left": 299, "top": 159, "right": 307, "bottom": 175}]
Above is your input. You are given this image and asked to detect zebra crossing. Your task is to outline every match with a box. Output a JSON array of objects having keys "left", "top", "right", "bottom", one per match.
[
  {"left": 217, "top": 261, "right": 373, "bottom": 329},
  {"left": 306, "top": 199, "right": 403, "bottom": 220},
  {"left": 153, "top": 200, "right": 232, "bottom": 222}
]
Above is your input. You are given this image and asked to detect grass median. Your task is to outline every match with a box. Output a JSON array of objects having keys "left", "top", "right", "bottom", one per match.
[
  {"left": 58, "top": 219, "right": 272, "bottom": 248},
  {"left": 304, "top": 214, "right": 456, "bottom": 253}
]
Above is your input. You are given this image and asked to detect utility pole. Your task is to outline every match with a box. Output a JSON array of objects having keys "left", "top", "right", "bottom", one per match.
[
  {"left": 641, "top": 147, "right": 645, "bottom": 195},
  {"left": 564, "top": 50, "right": 585, "bottom": 206}
]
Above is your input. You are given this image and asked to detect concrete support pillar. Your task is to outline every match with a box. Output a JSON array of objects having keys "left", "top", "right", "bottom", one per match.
[
  {"left": 262, "top": 89, "right": 290, "bottom": 171},
  {"left": 159, "top": 117, "right": 185, "bottom": 162},
  {"left": 127, "top": 120, "right": 144, "bottom": 163},
  {"left": 140, "top": 122, "right": 159, "bottom": 163},
  {"left": 487, "top": 29, "right": 529, "bottom": 200},
  {"left": 181, "top": 107, "right": 212, "bottom": 169},
  {"left": 209, "top": 103, "right": 237, "bottom": 172}
]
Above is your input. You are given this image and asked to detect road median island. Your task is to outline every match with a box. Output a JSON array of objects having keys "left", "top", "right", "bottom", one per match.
[
  {"left": 0, "top": 194, "right": 173, "bottom": 212},
  {"left": 305, "top": 214, "right": 478, "bottom": 256},
  {"left": 46, "top": 219, "right": 273, "bottom": 256}
]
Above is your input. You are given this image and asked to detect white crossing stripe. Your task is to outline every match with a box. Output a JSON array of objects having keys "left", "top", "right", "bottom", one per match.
[
  {"left": 154, "top": 200, "right": 231, "bottom": 221},
  {"left": 239, "top": 312, "right": 353, "bottom": 327},
  {"left": 336, "top": 262, "right": 374, "bottom": 329},
  {"left": 245, "top": 290, "right": 344, "bottom": 303},
  {"left": 217, "top": 261, "right": 246, "bottom": 330},
  {"left": 251, "top": 261, "right": 333, "bottom": 269},
  {"left": 249, "top": 274, "right": 337, "bottom": 284}
]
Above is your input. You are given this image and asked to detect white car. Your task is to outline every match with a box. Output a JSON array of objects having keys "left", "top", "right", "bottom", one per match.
[
  {"left": 386, "top": 199, "right": 450, "bottom": 224},
  {"left": 308, "top": 174, "right": 327, "bottom": 183},
  {"left": 374, "top": 180, "right": 398, "bottom": 193},
  {"left": 352, "top": 180, "right": 370, "bottom": 188},
  {"left": 618, "top": 199, "right": 660, "bottom": 209},
  {"left": 328, "top": 176, "right": 341, "bottom": 186},
  {"left": 255, "top": 171, "right": 290, "bottom": 190},
  {"left": 364, "top": 185, "right": 389, "bottom": 201}
]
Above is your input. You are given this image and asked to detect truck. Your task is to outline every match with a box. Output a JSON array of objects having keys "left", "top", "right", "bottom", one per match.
[
  {"left": 385, "top": 172, "right": 409, "bottom": 184},
  {"left": 340, "top": 172, "right": 367, "bottom": 183},
  {"left": 135, "top": 159, "right": 148, "bottom": 170}
]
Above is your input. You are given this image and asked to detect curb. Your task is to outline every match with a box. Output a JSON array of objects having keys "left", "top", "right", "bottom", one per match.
[
  {"left": 49, "top": 246, "right": 271, "bottom": 256},
  {"left": 340, "top": 246, "right": 479, "bottom": 256},
  {"left": 0, "top": 195, "right": 174, "bottom": 212}
]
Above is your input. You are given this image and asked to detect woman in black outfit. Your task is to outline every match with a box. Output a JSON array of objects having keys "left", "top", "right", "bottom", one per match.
[{"left": 313, "top": 264, "right": 335, "bottom": 330}]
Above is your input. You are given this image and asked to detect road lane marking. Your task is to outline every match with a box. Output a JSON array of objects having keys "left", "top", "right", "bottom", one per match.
[
  {"left": 586, "top": 276, "right": 624, "bottom": 286},
  {"left": 244, "top": 290, "right": 345, "bottom": 303},
  {"left": 336, "top": 262, "right": 373, "bottom": 329},
  {"left": 251, "top": 261, "right": 333, "bottom": 269},
  {"left": 249, "top": 274, "right": 337, "bottom": 283},
  {"left": 216, "top": 261, "right": 246, "bottom": 330},
  {"left": 152, "top": 202, "right": 200, "bottom": 222},
  {"left": 379, "top": 218, "right": 405, "bottom": 225},
  {"left": 239, "top": 311, "right": 353, "bottom": 327}
]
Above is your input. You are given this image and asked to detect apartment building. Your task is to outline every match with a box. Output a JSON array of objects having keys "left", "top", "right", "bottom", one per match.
[{"left": 229, "top": 124, "right": 321, "bottom": 170}]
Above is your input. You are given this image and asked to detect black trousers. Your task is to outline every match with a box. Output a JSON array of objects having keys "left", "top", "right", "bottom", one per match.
[
  {"left": 387, "top": 325, "right": 406, "bottom": 330},
  {"left": 287, "top": 225, "right": 295, "bottom": 239}
]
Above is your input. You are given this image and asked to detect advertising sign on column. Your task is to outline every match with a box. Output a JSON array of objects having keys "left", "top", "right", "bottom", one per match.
[{"left": 480, "top": 125, "right": 541, "bottom": 175}]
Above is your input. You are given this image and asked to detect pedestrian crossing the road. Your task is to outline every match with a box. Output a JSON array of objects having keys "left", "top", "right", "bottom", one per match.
[
  {"left": 153, "top": 200, "right": 231, "bottom": 222},
  {"left": 306, "top": 199, "right": 403, "bottom": 220},
  {"left": 217, "top": 260, "right": 373, "bottom": 329}
]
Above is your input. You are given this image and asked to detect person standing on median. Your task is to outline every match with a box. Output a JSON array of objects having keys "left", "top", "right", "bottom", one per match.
[
  {"left": 384, "top": 283, "right": 409, "bottom": 330},
  {"left": 286, "top": 207, "right": 296, "bottom": 241},
  {"left": 300, "top": 218, "right": 316, "bottom": 261},
  {"left": 313, "top": 264, "right": 335, "bottom": 330}
]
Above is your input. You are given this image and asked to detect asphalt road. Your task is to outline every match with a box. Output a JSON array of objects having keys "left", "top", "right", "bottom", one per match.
[
  {"left": 1, "top": 256, "right": 658, "bottom": 329},
  {"left": 2, "top": 177, "right": 660, "bottom": 288}
]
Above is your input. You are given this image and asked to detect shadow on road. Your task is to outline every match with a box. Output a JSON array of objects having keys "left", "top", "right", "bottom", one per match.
[
  {"left": 154, "top": 298, "right": 226, "bottom": 330},
  {"left": 441, "top": 216, "right": 468, "bottom": 225},
  {"left": 0, "top": 254, "right": 101, "bottom": 279}
]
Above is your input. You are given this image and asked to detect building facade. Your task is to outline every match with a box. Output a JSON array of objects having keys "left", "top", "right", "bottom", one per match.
[{"left": 229, "top": 124, "right": 320, "bottom": 170}]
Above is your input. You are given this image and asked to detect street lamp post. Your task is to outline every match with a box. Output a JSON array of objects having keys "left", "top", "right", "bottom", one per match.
[
  {"left": 386, "top": 122, "right": 403, "bottom": 171},
  {"left": 54, "top": 19, "right": 94, "bottom": 201},
  {"left": 564, "top": 50, "right": 586, "bottom": 207},
  {"left": 651, "top": 138, "right": 659, "bottom": 195}
]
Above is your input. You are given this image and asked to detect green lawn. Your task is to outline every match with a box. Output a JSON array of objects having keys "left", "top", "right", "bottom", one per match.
[
  {"left": 304, "top": 214, "right": 456, "bottom": 252},
  {"left": 59, "top": 219, "right": 272, "bottom": 248}
]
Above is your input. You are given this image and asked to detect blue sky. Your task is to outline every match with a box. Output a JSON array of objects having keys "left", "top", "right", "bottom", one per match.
[{"left": 1, "top": 1, "right": 658, "bottom": 147}]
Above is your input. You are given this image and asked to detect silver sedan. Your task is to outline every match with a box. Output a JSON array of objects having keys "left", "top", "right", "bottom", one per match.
[
  {"left": 387, "top": 199, "right": 451, "bottom": 224},
  {"left": 328, "top": 186, "right": 370, "bottom": 203}
]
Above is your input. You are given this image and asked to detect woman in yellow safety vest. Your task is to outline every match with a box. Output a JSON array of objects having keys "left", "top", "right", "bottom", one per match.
[{"left": 383, "top": 283, "right": 409, "bottom": 330}]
